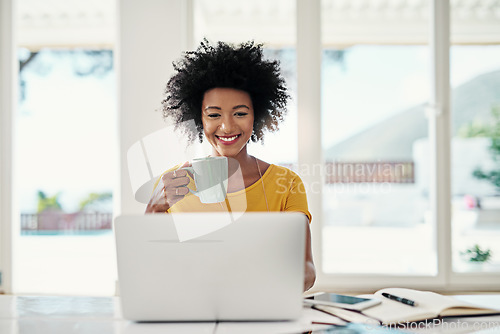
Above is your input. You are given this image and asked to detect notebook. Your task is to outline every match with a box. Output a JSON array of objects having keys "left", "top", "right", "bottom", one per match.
[
  {"left": 114, "top": 212, "right": 306, "bottom": 321},
  {"left": 313, "top": 288, "right": 500, "bottom": 326}
]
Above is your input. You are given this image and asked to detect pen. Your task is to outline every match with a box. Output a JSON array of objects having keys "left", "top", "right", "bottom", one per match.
[{"left": 381, "top": 293, "right": 418, "bottom": 307}]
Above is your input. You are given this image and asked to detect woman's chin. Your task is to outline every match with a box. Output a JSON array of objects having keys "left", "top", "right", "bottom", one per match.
[{"left": 214, "top": 146, "right": 246, "bottom": 158}]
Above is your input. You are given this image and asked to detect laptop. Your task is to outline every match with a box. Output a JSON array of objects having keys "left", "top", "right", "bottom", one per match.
[{"left": 114, "top": 212, "right": 306, "bottom": 322}]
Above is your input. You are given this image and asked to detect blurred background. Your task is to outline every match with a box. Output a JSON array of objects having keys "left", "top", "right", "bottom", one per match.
[{"left": 2, "top": 0, "right": 499, "bottom": 295}]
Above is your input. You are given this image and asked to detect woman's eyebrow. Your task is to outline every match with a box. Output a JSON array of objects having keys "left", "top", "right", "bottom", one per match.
[
  {"left": 204, "top": 105, "right": 250, "bottom": 111},
  {"left": 232, "top": 105, "right": 250, "bottom": 110},
  {"left": 204, "top": 106, "right": 221, "bottom": 111}
]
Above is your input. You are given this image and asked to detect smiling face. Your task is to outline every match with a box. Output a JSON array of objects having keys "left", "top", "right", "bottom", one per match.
[{"left": 201, "top": 87, "right": 255, "bottom": 158}]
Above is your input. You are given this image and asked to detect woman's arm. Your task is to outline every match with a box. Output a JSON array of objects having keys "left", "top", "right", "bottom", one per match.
[
  {"left": 304, "top": 220, "right": 316, "bottom": 291},
  {"left": 277, "top": 168, "right": 315, "bottom": 291}
]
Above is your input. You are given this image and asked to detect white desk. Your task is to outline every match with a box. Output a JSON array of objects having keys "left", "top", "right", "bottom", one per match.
[
  {"left": 0, "top": 294, "right": 499, "bottom": 333},
  {"left": 0, "top": 295, "right": 337, "bottom": 334}
]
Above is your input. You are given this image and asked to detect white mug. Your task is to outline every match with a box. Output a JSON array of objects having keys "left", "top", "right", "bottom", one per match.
[{"left": 182, "top": 156, "right": 228, "bottom": 204}]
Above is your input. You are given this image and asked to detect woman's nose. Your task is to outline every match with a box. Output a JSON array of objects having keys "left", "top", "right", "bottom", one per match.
[{"left": 219, "top": 116, "right": 235, "bottom": 133}]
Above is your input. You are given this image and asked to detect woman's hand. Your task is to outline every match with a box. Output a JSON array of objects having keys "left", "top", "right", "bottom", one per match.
[{"left": 145, "top": 162, "right": 191, "bottom": 213}]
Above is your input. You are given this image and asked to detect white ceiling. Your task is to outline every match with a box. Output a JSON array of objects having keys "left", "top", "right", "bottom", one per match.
[
  {"left": 16, "top": 0, "right": 500, "bottom": 50},
  {"left": 17, "top": 0, "right": 116, "bottom": 49}
]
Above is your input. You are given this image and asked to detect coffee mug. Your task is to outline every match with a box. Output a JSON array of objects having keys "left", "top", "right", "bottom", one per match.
[{"left": 182, "top": 156, "right": 228, "bottom": 204}]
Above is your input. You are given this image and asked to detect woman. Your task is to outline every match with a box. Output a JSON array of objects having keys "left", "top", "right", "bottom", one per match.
[{"left": 146, "top": 40, "right": 315, "bottom": 291}]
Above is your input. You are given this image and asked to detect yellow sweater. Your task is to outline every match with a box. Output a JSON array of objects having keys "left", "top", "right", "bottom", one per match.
[{"left": 155, "top": 164, "right": 312, "bottom": 222}]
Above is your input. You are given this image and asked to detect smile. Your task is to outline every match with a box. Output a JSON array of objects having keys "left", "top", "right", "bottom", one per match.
[{"left": 216, "top": 134, "right": 241, "bottom": 144}]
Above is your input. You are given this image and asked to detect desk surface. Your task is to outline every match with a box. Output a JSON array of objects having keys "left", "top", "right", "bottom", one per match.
[{"left": 0, "top": 294, "right": 499, "bottom": 334}]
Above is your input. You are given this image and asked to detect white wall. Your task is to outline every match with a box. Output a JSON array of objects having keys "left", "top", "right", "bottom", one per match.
[
  {"left": 118, "top": 0, "right": 191, "bottom": 214},
  {"left": 0, "top": 0, "right": 14, "bottom": 293}
]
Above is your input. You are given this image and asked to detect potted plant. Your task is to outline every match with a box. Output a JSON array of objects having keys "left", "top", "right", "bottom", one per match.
[
  {"left": 460, "top": 244, "right": 492, "bottom": 263},
  {"left": 472, "top": 107, "right": 499, "bottom": 187},
  {"left": 469, "top": 106, "right": 500, "bottom": 223},
  {"left": 459, "top": 244, "right": 493, "bottom": 272}
]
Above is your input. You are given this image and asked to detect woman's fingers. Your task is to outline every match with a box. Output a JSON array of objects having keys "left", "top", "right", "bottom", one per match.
[
  {"left": 162, "top": 169, "right": 189, "bottom": 188},
  {"left": 164, "top": 185, "right": 189, "bottom": 197},
  {"left": 146, "top": 185, "right": 186, "bottom": 213},
  {"left": 163, "top": 169, "right": 189, "bottom": 182},
  {"left": 146, "top": 164, "right": 192, "bottom": 213},
  {"left": 145, "top": 188, "right": 170, "bottom": 213},
  {"left": 161, "top": 167, "right": 191, "bottom": 203},
  {"left": 179, "top": 161, "right": 193, "bottom": 178},
  {"left": 162, "top": 168, "right": 190, "bottom": 191}
]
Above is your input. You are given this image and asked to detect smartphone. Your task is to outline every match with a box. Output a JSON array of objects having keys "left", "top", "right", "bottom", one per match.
[{"left": 304, "top": 292, "right": 381, "bottom": 311}]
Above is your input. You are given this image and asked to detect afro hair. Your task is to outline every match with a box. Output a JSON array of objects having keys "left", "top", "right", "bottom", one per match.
[{"left": 162, "top": 39, "right": 289, "bottom": 143}]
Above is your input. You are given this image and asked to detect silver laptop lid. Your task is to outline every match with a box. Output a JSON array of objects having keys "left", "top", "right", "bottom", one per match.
[{"left": 114, "top": 212, "right": 306, "bottom": 321}]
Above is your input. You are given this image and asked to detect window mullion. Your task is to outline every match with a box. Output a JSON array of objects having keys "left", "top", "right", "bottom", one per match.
[
  {"left": 296, "top": 0, "right": 323, "bottom": 283},
  {"left": 429, "top": 0, "right": 452, "bottom": 288}
]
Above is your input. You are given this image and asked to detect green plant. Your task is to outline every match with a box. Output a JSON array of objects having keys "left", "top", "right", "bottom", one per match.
[
  {"left": 470, "top": 106, "right": 500, "bottom": 192},
  {"left": 36, "top": 190, "right": 62, "bottom": 213},
  {"left": 458, "top": 119, "right": 491, "bottom": 138},
  {"left": 461, "top": 244, "right": 492, "bottom": 263},
  {"left": 79, "top": 192, "right": 112, "bottom": 211}
]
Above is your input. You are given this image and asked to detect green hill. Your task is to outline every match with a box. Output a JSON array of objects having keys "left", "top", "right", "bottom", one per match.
[{"left": 325, "top": 70, "right": 500, "bottom": 161}]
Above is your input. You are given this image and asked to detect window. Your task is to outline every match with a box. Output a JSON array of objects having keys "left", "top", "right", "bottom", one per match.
[
  {"left": 320, "top": 0, "right": 434, "bottom": 277},
  {"left": 450, "top": 40, "right": 500, "bottom": 272},
  {"left": 13, "top": 1, "right": 117, "bottom": 295},
  {"left": 320, "top": 45, "right": 434, "bottom": 275},
  {"left": 315, "top": 0, "right": 500, "bottom": 289},
  {"left": 193, "top": 0, "right": 298, "bottom": 167}
]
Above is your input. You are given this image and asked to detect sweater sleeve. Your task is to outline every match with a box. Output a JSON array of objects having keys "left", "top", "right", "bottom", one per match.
[{"left": 284, "top": 172, "right": 312, "bottom": 223}]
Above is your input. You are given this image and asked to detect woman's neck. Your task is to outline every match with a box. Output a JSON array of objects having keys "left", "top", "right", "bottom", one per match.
[
  {"left": 211, "top": 145, "right": 262, "bottom": 190},
  {"left": 211, "top": 146, "right": 255, "bottom": 170}
]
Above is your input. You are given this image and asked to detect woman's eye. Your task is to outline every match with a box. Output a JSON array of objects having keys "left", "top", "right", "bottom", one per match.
[
  {"left": 235, "top": 112, "right": 248, "bottom": 117},
  {"left": 207, "top": 114, "right": 220, "bottom": 118}
]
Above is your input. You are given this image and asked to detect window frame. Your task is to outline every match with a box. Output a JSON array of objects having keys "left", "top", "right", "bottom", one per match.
[
  {"left": 0, "top": 0, "right": 15, "bottom": 294},
  {"left": 304, "top": 0, "right": 500, "bottom": 291}
]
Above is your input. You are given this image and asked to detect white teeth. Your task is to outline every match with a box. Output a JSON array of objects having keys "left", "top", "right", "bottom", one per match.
[{"left": 219, "top": 135, "right": 238, "bottom": 142}]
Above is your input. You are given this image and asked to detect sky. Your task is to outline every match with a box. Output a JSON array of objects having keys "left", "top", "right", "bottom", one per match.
[
  {"left": 16, "top": 50, "right": 116, "bottom": 212},
  {"left": 15, "top": 45, "right": 500, "bottom": 212}
]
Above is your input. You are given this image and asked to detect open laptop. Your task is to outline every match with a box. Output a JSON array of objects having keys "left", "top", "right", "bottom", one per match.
[{"left": 114, "top": 212, "right": 306, "bottom": 322}]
